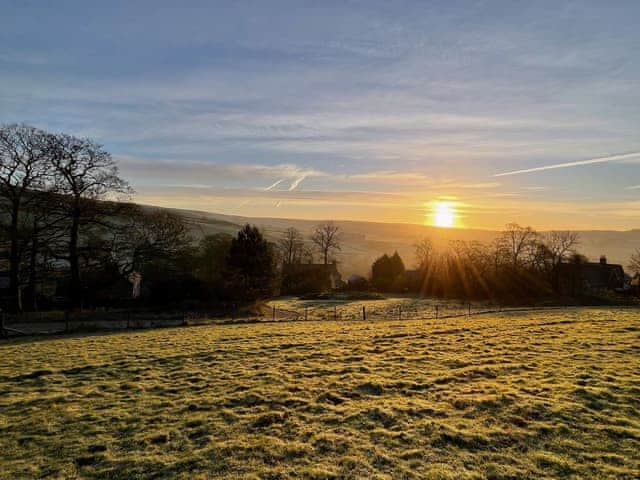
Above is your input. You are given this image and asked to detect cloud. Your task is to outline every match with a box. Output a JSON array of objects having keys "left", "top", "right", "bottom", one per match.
[
  {"left": 118, "top": 156, "right": 324, "bottom": 187},
  {"left": 493, "top": 152, "right": 640, "bottom": 177},
  {"left": 345, "top": 171, "right": 433, "bottom": 186}
]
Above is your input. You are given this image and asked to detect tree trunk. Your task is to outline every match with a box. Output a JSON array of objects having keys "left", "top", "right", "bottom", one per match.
[
  {"left": 69, "top": 209, "right": 82, "bottom": 309},
  {"left": 8, "top": 201, "right": 22, "bottom": 313},
  {"left": 26, "top": 221, "right": 39, "bottom": 311}
]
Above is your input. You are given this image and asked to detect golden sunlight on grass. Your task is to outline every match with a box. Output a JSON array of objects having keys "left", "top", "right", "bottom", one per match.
[
  {"left": 1, "top": 309, "right": 638, "bottom": 478},
  {"left": 432, "top": 201, "right": 456, "bottom": 228}
]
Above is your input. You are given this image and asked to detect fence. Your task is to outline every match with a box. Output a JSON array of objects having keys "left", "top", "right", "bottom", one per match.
[
  {"left": 2, "top": 300, "right": 638, "bottom": 338},
  {"left": 266, "top": 299, "right": 639, "bottom": 324},
  {"left": 0, "top": 309, "right": 188, "bottom": 337},
  {"left": 269, "top": 300, "right": 518, "bottom": 323}
]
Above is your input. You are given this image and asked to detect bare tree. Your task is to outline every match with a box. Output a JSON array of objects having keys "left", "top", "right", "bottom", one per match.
[
  {"left": 497, "top": 223, "right": 538, "bottom": 267},
  {"left": 545, "top": 231, "right": 580, "bottom": 267},
  {"left": 629, "top": 249, "right": 640, "bottom": 274},
  {"left": 311, "top": 222, "right": 341, "bottom": 265},
  {"left": 49, "top": 133, "right": 132, "bottom": 308},
  {"left": 414, "top": 237, "right": 434, "bottom": 270},
  {"left": 98, "top": 207, "right": 192, "bottom": 279},
  {"left": 277, "top": 227, "right": 305, "bottom": 265},
  {"left": 0, "top": 124, "right": 51, "bottom": 311}
]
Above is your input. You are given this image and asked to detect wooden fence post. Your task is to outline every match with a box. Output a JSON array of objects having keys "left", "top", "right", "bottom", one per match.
[
  {"left": 398, "top": 305, "right": 402, "bottom": 321},
  {"left": 305, "top": 307, "right": 308, "bottom": 321},
  {"left": 362, "top": 305, "right": 366, "bottom": 321},
  {"left": 333, "top": 305, "right": 337, "bottom": 321},
  {"left": 435, "top": 305, "right": 439, "bottom": 320},
  {"left": 468, "top": 302, "right": 471, "bottom": 317},
  {"left": 272, "top": 306, "right": 276, "bottom": 321}
]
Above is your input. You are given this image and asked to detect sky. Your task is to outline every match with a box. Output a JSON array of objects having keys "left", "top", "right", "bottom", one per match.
[{"left": 2, "top": 0, "right": 639, "bottom": 230}]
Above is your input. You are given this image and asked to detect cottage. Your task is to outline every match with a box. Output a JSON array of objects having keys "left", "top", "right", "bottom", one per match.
[
  {"left": 557, "top": 255, "right": 626, "bottom": 295},
  {"left": 281, "top": 262, "right": 343, "bottom": 294}
]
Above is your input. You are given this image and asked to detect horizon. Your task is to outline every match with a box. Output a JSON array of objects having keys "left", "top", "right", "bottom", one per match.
[
  {"left": 152, "top": 201, "right": 640, "bottom": 234},
  {"left": 3, "top": 1, "right": 640, "bottom": 230}
]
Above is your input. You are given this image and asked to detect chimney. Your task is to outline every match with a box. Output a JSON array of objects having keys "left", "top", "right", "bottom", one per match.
[{"left": 600, "top": 255, "right": 607, "bottom": 265}]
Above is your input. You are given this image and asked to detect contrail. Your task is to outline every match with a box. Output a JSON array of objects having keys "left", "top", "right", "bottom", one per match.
[
  {"left": 265, "top": 178, "right": 286, "bottom": 190},
  {"left": 493, "top": 152, "right": 640, "bottom": 177},
  {"left": 289, "top": 175, "right": 306, "bottom": 191}
]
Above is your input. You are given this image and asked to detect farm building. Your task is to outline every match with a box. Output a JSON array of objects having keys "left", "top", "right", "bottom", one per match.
[
  {"left": 557, "top": 255, "right": 626, "bottom": 295},
  {"left": 281, "top": 262, "right": 343, "bottom": 294}
]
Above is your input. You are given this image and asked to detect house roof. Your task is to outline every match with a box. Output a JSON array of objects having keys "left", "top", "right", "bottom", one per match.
[{"left": 559, "top": 261, "right": 625, "bottom": 288}]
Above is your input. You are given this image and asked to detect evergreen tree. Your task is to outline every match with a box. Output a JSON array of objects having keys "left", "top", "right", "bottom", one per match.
[{"left": 225, "top": 224, "right": 276, "bottom": 301}]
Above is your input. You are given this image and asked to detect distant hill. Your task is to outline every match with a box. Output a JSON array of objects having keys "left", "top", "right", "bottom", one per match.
[{"left": 161, "top": 207, "right": 640, "bottom": 277}]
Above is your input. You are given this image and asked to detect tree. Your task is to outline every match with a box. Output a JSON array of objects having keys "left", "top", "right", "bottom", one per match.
[
  {"left": 629, "top": 249, "right": 640, "bottom": 274},
  {"left": 49, "top": 133, "right": 131, "bottom": 308},
  {"left": 497, "top": 223, "right": 538, "bottom": 267},
  {"left": 311, "top": 222, "right": 341, "bottom": 265},
  {"left": 0, "top": 124, "right": 51, "bottom": 311},
  {"left": 20, "top": 190, "right": 67, "bottom": 311},
  {"left": 197, "top": 233, "right": 233, "bottom": 293},
  {"left": 371, "top": 251, "right": 405, "bottom": 292},
  {"left": 545, "top": 231, "right": 580, "bottom": 267},
  {"left": 414, "top": 237, "right": 434, "bottom": 270},
  {"left": 277, "top": 227, "right": 305, "bottom": 265},
  {"left": 225, "top": 224, "right": 276, "bottom": 301},
  {"left": 118, "top": 208, "right": 193, "bottom": 277}
]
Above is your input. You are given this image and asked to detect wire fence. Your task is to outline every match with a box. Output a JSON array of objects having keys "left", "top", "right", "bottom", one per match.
[
  {"left": 268, "top": 300, "right": 538, "bottom": 323},
  {"left": 2, "top": 299, "right": 638, "bottom": 338},
  {"left": 265, "top": 297, "right": 639, "bottom": 324}
]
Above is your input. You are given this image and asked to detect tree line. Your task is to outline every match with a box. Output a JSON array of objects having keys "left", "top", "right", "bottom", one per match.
[
  {"left": 0, "top": 124, "right": 207, "bottom": 312},
  {"left": 368, "top": 224, "right": 588, "bottom": 301},
  {"left": 0, "top": 123, "right": 345, "bottom": 313}
]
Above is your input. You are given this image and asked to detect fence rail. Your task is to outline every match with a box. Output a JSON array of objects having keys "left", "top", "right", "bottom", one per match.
[
  {"left": 267, "top": 301, "right": 586, "bottom": 323},
  {"left": 2, "top": 301, "right": 638, "bottom": 338}
]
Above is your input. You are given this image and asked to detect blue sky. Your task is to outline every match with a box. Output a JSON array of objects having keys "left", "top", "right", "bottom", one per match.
[{"left": 2, "top": 0, "right": 639, "bottom": 229}]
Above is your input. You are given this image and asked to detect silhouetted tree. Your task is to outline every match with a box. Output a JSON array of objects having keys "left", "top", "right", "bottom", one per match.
[
  {"left": 414, "top": 237, "right": 434, "bottom": 270},
  {"left": 0, "top": 124, "right": 51, "bottom": 311},
  {"left": 311, "top": 222, "right": 341, "bottom": 265},
  {"left": 49, "top": 133, "right": 131, "bottom": 308},
  {"left": 197, "top": 233, "right": 233, "bottom": 295},
  {"left": 277, "top": 227, "right": 305, "bottom": 265},
  {"left": 371, "top": 251, "right": 405, "bottom": 292},
  {"left": 119, "top": 208, "right": 193, "bottom": 276},
  {"left": 225, "top": 224, "right": 276, "bottom": 301},
  {"left": 497, "top": 223, "right": 538, "bottom": 267},
  {"left": 545, "top": 231, "right": 580, "bottom": 267},
  {"left": 628, "top": 249, "right": 640, "bottom": 274}
]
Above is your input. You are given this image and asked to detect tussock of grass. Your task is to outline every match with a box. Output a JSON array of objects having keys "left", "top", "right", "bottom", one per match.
[{"left": 1, "top": 308, "right": 639, "bottom": 478}]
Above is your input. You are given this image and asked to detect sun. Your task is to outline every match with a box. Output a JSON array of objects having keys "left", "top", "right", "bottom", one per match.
[{"left": 433, "top": 201, "right": 455, "bottom": 228}]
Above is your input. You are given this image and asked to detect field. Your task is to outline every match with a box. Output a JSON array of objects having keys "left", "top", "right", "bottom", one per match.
[
  {"left": 1, "top": 309, "right": 639, "bottom": 479},
  {"left": 269, "top": 296, "right": 504, "bottom": 322}
]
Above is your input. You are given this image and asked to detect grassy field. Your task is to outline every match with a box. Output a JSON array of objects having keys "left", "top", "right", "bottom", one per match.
[
  {"left": 268, "top": 296, "right": 503, "bottom": 322},
  {"left": 1, "top": 309, "right": 639, "bottom": 479}
]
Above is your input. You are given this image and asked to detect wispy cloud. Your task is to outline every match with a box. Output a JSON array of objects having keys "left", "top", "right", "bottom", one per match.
[{"left": 493, "top": 152, "right": 640, "bottom": 177}]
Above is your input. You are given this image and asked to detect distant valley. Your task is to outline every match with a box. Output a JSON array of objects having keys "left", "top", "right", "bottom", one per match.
[{"left": 166, "top": 207, "right": 640, "bottom": 277}]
